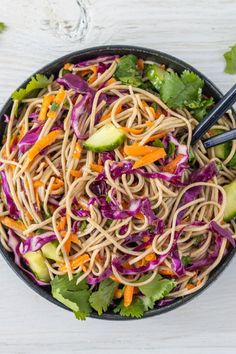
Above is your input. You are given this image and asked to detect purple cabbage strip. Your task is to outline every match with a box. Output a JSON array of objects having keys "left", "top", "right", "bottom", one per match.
[
  {"left": 89, "top": 179, "right": 109, "bottom": 196},
  {"left": 94, "top": 93, "right": 108, "bottom": 124},
  {"left": 158, "top": 298, "right": 174, "bottom": 307},
  {"left": 75, "top": 55, "right": 119, "bottom": 68},
  {"left": 3, "top": 114, "right": 10, "bottom": 123},
  {"left": 0, "top": 170, "right": 20, "bottom": 219},
  {"left": 7, "top": 229, "right": 49, "bottom": 286},
  {"left": 56, "top": 73, "right": 94, "bottom": 95},
  {"left": 119, "top": 224, "right": 129, "bottom": 235},
  {"left": 19, "top": 125, "right": 43, "bottom": 153},
  {"left": 48, "top": 197, "right": 60, "bottom": 207},
  {"left": 99, "top": 151, "right": 115, "bottom": 164},
  {"left": 71, "top": 93, "right": 92, "bottom": 139},
  {"left": 189, "top": 161, "right": 218, "bottom": 183},
  {"left": 176, "top": 186, "right": 202, "bottom": 225},
  {"left": 72, "top": 220, "right": 80, "bottom": 233},
  {"left": 19, "top": 232, "right": 57, "bottom": 254},
  {"left": 73, "top": 209, "right": 90, "bottom": 218},
  {"left": 87, "top": 267, "right": 112, "bottom": 285},
  {"left": 209, "top": 221, "right": 235, "bottom": 247},
  {"left": 171, "top": 243, "right": 185, "bottom": 277}
]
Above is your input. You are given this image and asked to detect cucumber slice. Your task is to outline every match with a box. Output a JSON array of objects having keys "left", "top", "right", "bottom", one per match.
[
  {"left": 223, "top": 180, "right": 236, "bottom": 221},
  {"left": 42, "top": 241, "right": 62, "bottom": 262},
  {"left": 24, "top": 251, "right": 50, "bottom": 282},
  {"left": 84, "top": 123, "right": 126, "bottom": 152},
  {"left": 212, "top": 129, "right": 231, "bottom": 160}
]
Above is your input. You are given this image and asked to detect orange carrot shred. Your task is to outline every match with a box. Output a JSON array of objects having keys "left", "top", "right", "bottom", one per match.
[
  {"left": 124, "top": 144, "right": 159, "bottom": 156},
  {"left": 146, "top": 131, "right": 167, "bottom": 143},
  {"left": 73, "top": 142, "right": 82, "bottom": 159},
  {"left": 109, "top": 275, "right": 120, "bottom": 283},
  {"left": 1, "top": 216, "right": 26, "bottom": 232},
  {"left": 57, "top": 216, "right": 67, "bottom": 231},
  {"left": 26, "top": 130, "right": 62, "bottom": 163},
  {"left": 70, "top": 169, "right": 83, "bottom": 178},
  {"left": 90, "top": 163, "right": 104, "bottom": 173},
  {"left": 121, "top": 127, "right": 144, "bottom": 135},
  {"left": 163, "top": 154, "right": 184, "bottom": 174},
  {"left": 186, "top": 283, "right": 195, "bottom": 290},
  {"left": 133, "top": 148, "right": 166, "bottom": 169},
  {"left": 124, "top": 285, "right": 135, "bottom": 307},
  {"left": 146, "top": 121, "right": 154, "bottom": 128},
  {"left": 38, "top": 95, "right": 55, "bottom": 121},
  {"left": 106, "top": 78, "right": 117, "bottom": 86},
  {"left": 51, "top": 178, "right": 64, "bottom": 191},
  {"left": 33, "top": 180, "right": 44, "bottom": 188},
  {"left": 137, "top": 58, "right": 144, "bottom": 71},
  {"left": 114, "top": 289, "right": 123, "bottom": 299},
  {"left": 159, "top": 268, "right": 175, "bottom": 276},
  {"left": 135, "top": 211, "right": 145, "bottom": 220},
  {"left": 145, "top": 253, "right": 156, "bottom": 262}
]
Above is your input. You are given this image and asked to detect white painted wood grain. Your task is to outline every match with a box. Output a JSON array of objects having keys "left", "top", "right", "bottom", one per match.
[{"left": 0, "top": 0, "right": 236, "bottom": 353}]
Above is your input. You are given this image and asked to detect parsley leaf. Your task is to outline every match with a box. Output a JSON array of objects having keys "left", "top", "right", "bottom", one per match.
[
  {"left": 160, "top": 70, "right": 204, "bottom": 109},
  {"left": 152, "top": 138, "right": 164, "bottom": 148},
  {"left": 51, "top": 274, "right": 92, "bottom": 320},
  {"left": 0, "top": 22, "right": 6, "bottom": 33},
  {"left": 115, "top": 55, "right": 142, "bottom": 87},
  {"left": 89, "top": 279, "right": 118, "bottom": 315},
  {"left": 114, "top": 298, "right": 145, "bottom": 318},
  {"left": 12, "top": 74, "right": 53, "bottom": 101},
  {"left": 139, "top": 274, "right": 176, "bottom": 301},
  {"left": 224, "top": 44, "right": 236, "bottom": 74}
]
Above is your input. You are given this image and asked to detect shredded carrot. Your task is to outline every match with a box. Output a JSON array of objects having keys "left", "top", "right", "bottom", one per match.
[
  {"left": 133, "top": 148, "right": 166, "bottom": 169},
  {"left": 47, "top": 90, "right": 66, "bottom": 118},
  {"left": 114, "top": 289, "right": 123, "bottom": 299},
  {"left": 124, "top": 144, "right": 159, "bottom": 156},
  {"left": 64, "top": 63, "right": 72, "bottom": 70},
  {"left": 141, "top": 100, "right": 149, "bottom": 109},
  {"left": 18, "top": 125, "right": 25, "bottom": 141},
  {"left": 57, "top": 216, "right": 67, "bottom": 231},
  {"left": 159, "top": 268, "right": 175, "bottom": 276},
  {"left": 33, "top": 180, "right": 44, "bottom": 188},
  {"left": 25, "top": 210, "right": 33, "bottom": 221},
  {"left": 121, "top": 127, "right": 144, "bottom": 135},
  {"left": 60, "top": 231, "right": 81, "bottom": 256},
  {"left": 99, "top": 104, "right": 122, "bottom": 122},
  {"left": 109, "top": 275, "right": 120, "bottom": 283},
  {"left": 135, "top": 211, "right": 145, "bottom": 220},
  {"left": 146, "top": 131, "right": 167, "bottom": 143},
  {"left": 149, "top": 106, "right": 156, "bottom": 117},
  {"left": 88, "top": 66, "right": 98, "bottom": 84},
  {"left": 137, "top": 58, "right": 144, "bottom": 71},
  {"left": 51, "top": 178, "right": 64, "bottom": 191},
  {"left": 72, "top": 142, "right": 82, "bottom": 159},
  {"left": 90, "top": 163, "right": 104, "bottom": 173},
  {"left": 145, "top": 253, "right": 156, "bottom": 262},
  {"left": 1, "top": 216, "right": 26, "bottom": 232},
  {"left": 146, "top": 121, "right": 154, "bottom": 128},
  {"left": 137, "top": 258, "right": 146, "bottom": 267},
  {"left": 38, "top": 95, "right": 55, "bottom": 121},
  {"left": 70, "top": 169, "right": 83, "bottom": 178},
  {"left": 82, "top": 265, "right": 87, "bottom": 272},
  {"left": 186, "top": 283, "right": 195, "bottom": 290},
  {"left": 163, "top": 154, "right": 184, "bottom": 174},
  {"left": 106, "top": 78, "right": 117, "bottom": 86},
  {"left": 35, "top": 190, "right": 40, "bottom": 209},
  {"left": 59, "top": 254, "right": 90, "bottom": 272},
  {"left": 26, "top": 130, "right": 62, "bottom": 163},
  {"left": 124, "top": 285, "right": 134, "bottom": 307},
  {"left": 155, "top": 107, "right": 163, "bottom": 119}
]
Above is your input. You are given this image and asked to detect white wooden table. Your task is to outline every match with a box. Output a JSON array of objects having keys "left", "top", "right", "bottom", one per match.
[{"left": 1, "top": 0, "right": 236, "bottom": 353}]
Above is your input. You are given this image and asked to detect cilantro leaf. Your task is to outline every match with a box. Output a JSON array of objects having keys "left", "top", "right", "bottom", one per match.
[
  {"left": 0, "top": 22, "right": 6, "bottom": 33},
  {"left": 89, "top": 279, "right": 118, "bottom": 315},
  {"left": 224, "top": 44, "right": 236, "bottom": 74},
  {"left": 139, "top": 274, "right": 176, "bottom": 301},
  {"left": 160, "top": 70, "right": 204, "bottom": 109},
  {"left": 51, "top": 274, "right": 92, "bottom": 320},
  {"left": 166, "top": 141, "right": 176, "bottom": 157},
  {"left": 114, "top": 298, "right": 145, "bottom": 318},
  {"left": 187, "top": 97, "right": 214, "bottom": 121},
  {"left": 11, "top": 74, "right": 53, "bottom": 101},
  {"left": 115, "top": 55, "right": 142, "bottom": 87}
]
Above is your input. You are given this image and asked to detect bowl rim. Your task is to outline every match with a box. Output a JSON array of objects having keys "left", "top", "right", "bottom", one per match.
[{"left": 0, "top": 44, "right": 235, "bottom": 321}]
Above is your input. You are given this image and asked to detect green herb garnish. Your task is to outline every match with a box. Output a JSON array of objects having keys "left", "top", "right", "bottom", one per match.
[{"left": 224, "top": 44, "right": 236, "bottom": 74}]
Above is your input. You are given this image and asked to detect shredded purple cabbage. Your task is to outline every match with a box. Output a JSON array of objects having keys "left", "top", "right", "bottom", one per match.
[
  {"left": 190, "top": 161, "right": 218, "bottom": 183},
  {"left": 0, "top": 170, "right": 20, "bottom": 219},
  {"left": 71, "top": 93, "right": 92, "bottom": 139},
  {"left": 57, "top": 73, "right": 94, "bottom": 95},
  {"left": 8, "top": 229, "right": 48, "bottom": 286},
  {"left": 19, "top": 232, "right": 57, "bottom": 254},
  {"left": 87, "top": 267, "right": 112, "bottom": 285},
  {"left": 75, "top": 55, "right": 119, "bottom": 68},
  {"left": 19, "top": 126, "right": 43, "bottom": 153},
  {"left": 209, "top": 221, "right": 235, "bottom": 247},
  {"left": 176, "top": 186, "right": 202, "bottom": 225}
]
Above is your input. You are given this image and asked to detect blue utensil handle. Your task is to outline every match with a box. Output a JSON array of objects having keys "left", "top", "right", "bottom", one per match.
[
  {"left": 203, "top": 128, "right": 236, "bottom": 149},
  {"left": 191, "top": 83, "right": 236, "bottom": 145}
]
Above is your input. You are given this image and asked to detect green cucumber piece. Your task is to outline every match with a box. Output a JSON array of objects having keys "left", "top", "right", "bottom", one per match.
[
  {"left": 212, "top": 129, "right": 231, "bottom": 160},
  {"left": 146, "top": 64, "right": 166, "bottom": 91},
  {"left": 228, "top": 152, "right": 236, "bottom": 169},
  {"left": 84, "top": 123, "right": 126, "bottom": 152},
  {"left": 42, "top": 241, "right": 62, "bottom": 262},
  {"left": 223, "top": 180, "right": 236, "bottom": 221},
  {"left": 24, "top": 251, "right": 50, "bottom": 282}
]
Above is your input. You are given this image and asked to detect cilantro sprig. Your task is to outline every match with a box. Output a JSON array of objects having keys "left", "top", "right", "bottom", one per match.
[{"left": 11, "top": 74, "right": 53, "bottom": 102}]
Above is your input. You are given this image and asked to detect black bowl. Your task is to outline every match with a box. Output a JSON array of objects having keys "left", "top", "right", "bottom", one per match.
[{"left": 0, "top": 45, "right": 235, "bottom": 320}]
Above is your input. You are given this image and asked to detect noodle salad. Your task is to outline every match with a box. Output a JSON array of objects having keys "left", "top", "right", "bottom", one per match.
[{"left": 0, "top": 54, "right": 236, "bottom": 319}]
